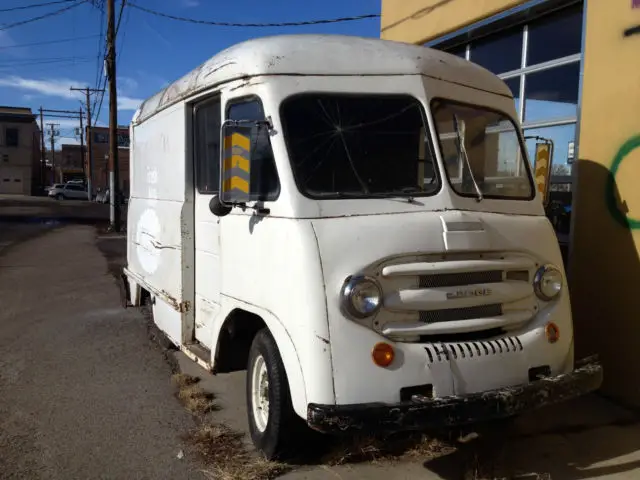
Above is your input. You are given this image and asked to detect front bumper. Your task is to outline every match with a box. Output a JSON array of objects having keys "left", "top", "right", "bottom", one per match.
[{"left": 307, "top": 356, "right": 603, "bottom": 434}]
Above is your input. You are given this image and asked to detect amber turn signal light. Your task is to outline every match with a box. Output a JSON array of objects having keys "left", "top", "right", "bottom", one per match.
[
  {"left": 372, "top": 342, "right": 395, "bottom": 367},
  {"left": 545, "top": 322, "right": 560, "bottom": 344}
]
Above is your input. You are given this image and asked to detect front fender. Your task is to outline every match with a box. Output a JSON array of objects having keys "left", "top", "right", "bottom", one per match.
[{"left": 214, "top": 295, "right": 308, "bottom": 418}]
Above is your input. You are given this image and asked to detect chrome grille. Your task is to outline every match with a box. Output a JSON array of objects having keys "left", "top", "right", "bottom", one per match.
[
  {"left": 419, "top": 304, "right": 502, "bottom": 324},
  {"left": 419, "top": 270, "right": 503, "bottom": 288}
]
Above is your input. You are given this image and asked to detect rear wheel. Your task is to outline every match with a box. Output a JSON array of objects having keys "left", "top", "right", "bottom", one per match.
[{"left": 246, "top": 328, "right": 301, "bottom": 460}]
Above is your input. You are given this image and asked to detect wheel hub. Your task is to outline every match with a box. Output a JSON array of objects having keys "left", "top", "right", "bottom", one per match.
[{"left": 251, "top": 355, "right": 270, "bottom": 432}]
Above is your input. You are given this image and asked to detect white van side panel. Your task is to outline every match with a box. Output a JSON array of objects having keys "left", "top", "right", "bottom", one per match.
[
  {"left": 215, "top": 214, "right": 336, "bottom": 413},
  {"left": 127, "top": 102, "right": 189, "bottom": 341}
]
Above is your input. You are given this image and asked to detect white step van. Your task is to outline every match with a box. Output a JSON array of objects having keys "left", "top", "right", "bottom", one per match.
[{"left": 121, "top": 34, "right": 602, "bottom": 459}]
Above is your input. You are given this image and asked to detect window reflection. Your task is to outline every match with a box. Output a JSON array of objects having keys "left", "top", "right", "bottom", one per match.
[
  {"left": 524, "top": 62, "right": 580, "bottom": 122},
  {"left": 503, "top": 77, "right": 521, "bottom": 117},
  {"left": 527, "top": 4, "right": 583, "bottom": 66},
  {"left": 470, "top": 26, "right": 522, "bottom": 74},
  {"left": 523, "top": 123, "right": 576, "bottom": 178}
]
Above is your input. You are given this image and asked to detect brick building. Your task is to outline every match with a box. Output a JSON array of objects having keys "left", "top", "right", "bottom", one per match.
[
  {"left": 0, "top": 106, "right": 41, "bottom": 195},
  {"left": 57, "top": 144, "right": 85, "bottom": 183},
  {"left": 85, "top": 125, "right": 130, "bottom": 195}
]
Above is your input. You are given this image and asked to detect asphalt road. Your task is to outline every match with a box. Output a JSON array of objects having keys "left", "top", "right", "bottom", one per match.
[{"left": 0, "top": 225, "right": 201, "bottom": 479}]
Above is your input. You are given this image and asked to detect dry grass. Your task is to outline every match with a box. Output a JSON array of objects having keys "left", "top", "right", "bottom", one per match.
[
  {"left": 171, "top": 373, "right": 200, "bottom": 388},
  {"left": 321, "top": 432, "right": 455, "bottom": 466},
  {"left": 172, "top": 373, "right": 218, "bottom": 415},
  {"left": 188, "top": 423, "right": 290, "bottom": 480}
]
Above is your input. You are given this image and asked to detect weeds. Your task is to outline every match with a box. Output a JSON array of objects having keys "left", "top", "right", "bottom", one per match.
[
  {"left": 188, "top": 423, "right": 290, "bottom": 480},
  {"left": 172, "top": 373, "right": 218, "bottom": 415}
]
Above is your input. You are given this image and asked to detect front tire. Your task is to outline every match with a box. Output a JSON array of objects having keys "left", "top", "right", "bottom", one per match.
[
  {"left": 246, "top": 328, "right": 300, "bottom": 460},
  {"left": 56, "top": 193, "right": 64, "bottom": 200}
]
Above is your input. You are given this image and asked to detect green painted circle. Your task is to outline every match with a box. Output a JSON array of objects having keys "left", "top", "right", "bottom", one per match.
[{"left": 606, "top": 135, "right": 640, "bottom": 229}]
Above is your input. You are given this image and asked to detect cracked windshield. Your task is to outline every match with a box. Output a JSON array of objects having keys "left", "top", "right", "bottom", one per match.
[
  {"left": 280, "top": 94, "right": 439, "bottom": 199},
  {"left": 431, "top": 99, "right": 533, "bottom": 200}
]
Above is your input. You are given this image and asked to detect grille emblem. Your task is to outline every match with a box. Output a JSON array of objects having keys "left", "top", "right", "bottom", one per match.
[{"left": 446, "top": 287, "right": 492, "bottom": 300}]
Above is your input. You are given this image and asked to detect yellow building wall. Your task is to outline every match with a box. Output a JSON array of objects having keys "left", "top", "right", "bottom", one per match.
[
  {"left": 381, "top": 0, "right": 527, "bottom": 44},
  {"left": 570, "top": 0, "right": 640, "bottom": 405}
]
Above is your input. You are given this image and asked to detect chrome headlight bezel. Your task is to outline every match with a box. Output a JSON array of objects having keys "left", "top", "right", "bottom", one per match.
[
  {"left": 533, "top": 264, "right": 563, "bottom": 301},
  {"left": 340, "top": 275, "right": 383, "bottom": 319}
]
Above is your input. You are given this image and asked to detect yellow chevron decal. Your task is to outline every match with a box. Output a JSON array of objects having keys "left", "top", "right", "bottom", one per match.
[
  {"left": 224, "top": 132, "right": 251, "bottom": 152},
  {"left": 223, "top": 154, "right": 250, "bottom": 173},
  {"left": 223, "top": 176, "right": 250, "bottom": 193}
]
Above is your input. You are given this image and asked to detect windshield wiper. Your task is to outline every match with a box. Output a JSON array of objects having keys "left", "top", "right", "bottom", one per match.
[{"left": 453, "top": 113, "right": 484, "bottom": 202}]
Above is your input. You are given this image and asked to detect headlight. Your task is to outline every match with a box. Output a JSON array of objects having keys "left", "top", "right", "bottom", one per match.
[
  {"left": 533, "top": 264, "right": 563, "bottom": 301},
  {"left": 340, "top": 275, "right": 382, "bottom": 319}
]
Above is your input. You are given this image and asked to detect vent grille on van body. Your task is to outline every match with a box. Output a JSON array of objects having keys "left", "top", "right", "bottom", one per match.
[
  {"left": 419, "top": 304, "right": 502, "bottom": 324},
  {"left": 419, "top": 270, "right": 503, "bottom": 288}
]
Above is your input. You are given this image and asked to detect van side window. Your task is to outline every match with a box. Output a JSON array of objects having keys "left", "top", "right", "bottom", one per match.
[
  {"left": 195, "top": 97, "right": 222, "bottom": 194},
  {"left": 227, "top": 98, "right": 280, "bottom": 201}
]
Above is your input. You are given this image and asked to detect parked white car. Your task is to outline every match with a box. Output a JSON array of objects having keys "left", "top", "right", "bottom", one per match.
[{"left": 48, "top": 183, "right": 88, "bottom": 200}]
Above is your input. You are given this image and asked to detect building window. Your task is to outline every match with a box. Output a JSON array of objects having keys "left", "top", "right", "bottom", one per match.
[
  {"left": 469, "top": 25, "right": 523, "bottom": 74},
  {"left": 194, "top": 97, "right": 221, "bottom": 194},
  {"left": 524, "top": 62, "right": 580, "bottom": 123},
  {"left": 526, "top": 3, "right": 583, "bottom": 66},
  {"left": 5, "top": 128, "right": 19, "bottom": 147},
  {"left": 432, "top": 2, "right": 584, "bottom": 187}
]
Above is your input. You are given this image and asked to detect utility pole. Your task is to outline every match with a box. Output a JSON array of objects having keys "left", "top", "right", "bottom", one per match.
[
  {"left": 79, "top": 108, "right": 85, "bottom": 179},
  {"left": 106, "top": 0, "right": 120, "bottom": 231},
  {"left": 39, "top": 107, "right": 46, "bottom": 188},
  {"left": 47, "top": 123, "right": 59, "bottom": 184},
  {"left": 70, "top": 86, "right": 104, "bottom": 202}
]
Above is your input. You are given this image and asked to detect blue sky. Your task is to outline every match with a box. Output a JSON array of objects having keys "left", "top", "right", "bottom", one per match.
[{"left": 0, "top": 0, "right": 381, "bottom": 146}]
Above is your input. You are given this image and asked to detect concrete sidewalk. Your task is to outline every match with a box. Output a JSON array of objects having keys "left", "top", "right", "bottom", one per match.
[{"left": 0, "top": 226, "right": 201, "bottom": 479}]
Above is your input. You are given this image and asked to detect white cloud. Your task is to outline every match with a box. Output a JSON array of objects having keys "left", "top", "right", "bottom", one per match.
[
  {"left": 118, "top": 76, "right": 138, "bottom": 94},
  {"left": 118, "top": 95, "right": 143, "bottom": 111},
  {"left": 0, "top": 76, "right": 85, "bottom": 99},
  {"left": 182, "top": 0, "right": 200, "bottom": 6}
]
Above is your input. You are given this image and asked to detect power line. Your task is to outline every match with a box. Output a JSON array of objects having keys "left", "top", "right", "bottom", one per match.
[
  {"left": 0, "top": 57, "right": 93, "bottom": 68},
  {"left": 0, "top": 34, "right": 99, "bottom": 50},
  {"left": 0, "top": 0, "right": 86, "bottom": 31},
  {"left": 0, "top": 59, "right": 93, "bottom": 72},
  {"left": 0, "top": 0, "right": 77, "bottom": 13},
  {"left": 127, "top": 2, "right": 380, "bottom": 27},
  {"left": 0, "top": 55, "right": 94, "bottom": 64}
]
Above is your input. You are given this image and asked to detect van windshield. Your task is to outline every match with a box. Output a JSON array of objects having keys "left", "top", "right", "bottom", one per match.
[
  {"left": 280, "top": 94, "right": 440, "bottom": 199},
  {"left": 431, "top": 99, "right": 534, "bottom": 201}
]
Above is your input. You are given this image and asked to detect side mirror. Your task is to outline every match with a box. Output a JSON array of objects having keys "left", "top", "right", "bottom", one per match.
[
  {"left": 533, "top": 141, "right": 553, "bottom": 206},
  {"left": 209, "top": 194, "right": 232, "bottom": 217},
  {"left": 219, "top": 122, "right": 254, "bottom": 206}
]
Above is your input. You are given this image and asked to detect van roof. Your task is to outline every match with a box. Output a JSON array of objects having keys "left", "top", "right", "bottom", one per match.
[{"left": 133, "top": 34, "right": 512, "bottom": 124}]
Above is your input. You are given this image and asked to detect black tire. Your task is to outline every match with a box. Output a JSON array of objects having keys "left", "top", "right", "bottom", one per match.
[
  {"left": 56, "top": 193, "right": 64, "bottom": 200},
  {"left": 246, "top": 328, "right": 301, "bottom": 460}
]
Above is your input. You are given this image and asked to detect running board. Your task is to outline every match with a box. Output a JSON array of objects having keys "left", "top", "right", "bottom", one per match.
[{"left": 181, "top": 343, "right": 212, "bottom": 371}]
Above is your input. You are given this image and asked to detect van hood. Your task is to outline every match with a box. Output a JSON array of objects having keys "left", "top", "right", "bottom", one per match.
[{"left": 311, "top": 209, "right": 564, "bottom": 300}]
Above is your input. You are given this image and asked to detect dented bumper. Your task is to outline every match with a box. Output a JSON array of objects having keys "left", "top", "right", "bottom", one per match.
[{"left": 307, "top": 357, "right": 603, "bottom": 434}]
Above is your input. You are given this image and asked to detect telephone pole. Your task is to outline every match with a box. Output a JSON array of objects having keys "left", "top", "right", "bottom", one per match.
[
  {"left": 79, "top": 108, "right": 85, "bottom": 178},
  {"left": 39, "top": 107, "right": 46, "bottom": 188},
  {"left": 70, "top": 86, "right": 105, "bottom": 201},
  {"left": 47, "top": 123, "right": 59, "bottom": 184},
  {"left": 106, "top": 0, "right": 120, "bottom": 231}
]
